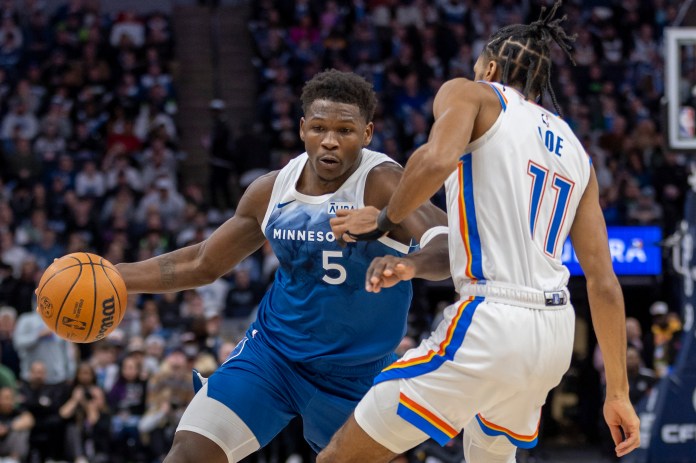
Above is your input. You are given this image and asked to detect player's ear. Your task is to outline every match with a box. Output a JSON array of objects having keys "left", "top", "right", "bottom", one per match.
[
  {"left": 299, "top": 117, "right": 306, "bottom": 141},
  {"left": 363, "top": 121, "right": 374, "bottom": 147},
  {"left": 484, "top": 60, "right": 499, "bottom": 82}
]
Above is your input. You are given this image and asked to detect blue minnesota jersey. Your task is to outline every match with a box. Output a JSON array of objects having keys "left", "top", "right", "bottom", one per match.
[{"left": 252, "top": 150, "right": 413, "bottom": 374}]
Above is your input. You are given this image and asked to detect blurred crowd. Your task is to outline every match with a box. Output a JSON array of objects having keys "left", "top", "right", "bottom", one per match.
[
  {"left": 246, "top": 0, "right": 691, "bottom": 234},
  {"left": 0, "top": 0, "right": 691, "bottom": 462}
]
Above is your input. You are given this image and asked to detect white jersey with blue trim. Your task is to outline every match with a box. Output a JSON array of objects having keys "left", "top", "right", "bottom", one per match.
[
  {"left": 256, "top": 149, "right": 413, "bottom": 374},
  {"left": 444, "top": 81, "right": 592, "bottom": 293}
]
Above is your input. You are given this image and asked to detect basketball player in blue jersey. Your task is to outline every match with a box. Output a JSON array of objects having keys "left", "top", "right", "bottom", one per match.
[
  {"left": 114, "top": 69, "right": 448, "bottom": 463},
  {"left": 323, "top": 3, "right": 640, "bottom": 462}
]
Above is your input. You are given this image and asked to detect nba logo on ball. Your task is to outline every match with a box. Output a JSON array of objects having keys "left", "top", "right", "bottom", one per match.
[{"left": 39, "top": 297, "right": 53, "bottom": 318}]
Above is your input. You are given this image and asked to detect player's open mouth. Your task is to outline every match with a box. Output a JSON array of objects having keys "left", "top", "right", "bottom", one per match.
[{"left": 319, "top": 156, "right": 340, "bottom": 167}]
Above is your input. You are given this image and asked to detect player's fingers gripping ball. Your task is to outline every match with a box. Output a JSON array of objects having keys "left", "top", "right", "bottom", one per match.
[{"left": 35, "top": 252, "right": 128, "bottom": 343}]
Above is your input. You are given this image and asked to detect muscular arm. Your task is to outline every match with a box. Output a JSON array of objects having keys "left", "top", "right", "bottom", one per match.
[
  {"left": 330, "top": 79, "right": 498, "bottom": 243},
  {"left": 116, "top": 172, "right": 277, "bottom": 293},
  {"left": 571, "top": 170, "right": 628, "bottom": 397},
  {"left": 364, "top": 163, "right": 450, "bottom": 280},
  {"left": 570, "top": 169, "right": 640, "bottom": 456},
  {"left": 384, "top": 79, "right": 487, "bottom": 224}
]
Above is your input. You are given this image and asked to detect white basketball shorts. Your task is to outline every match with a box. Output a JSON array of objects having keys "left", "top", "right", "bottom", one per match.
[{"left": 355, "top": 295, "right": 575, "bottom": 453}]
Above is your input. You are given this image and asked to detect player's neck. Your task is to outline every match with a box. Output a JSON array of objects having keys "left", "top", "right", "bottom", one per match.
[
  {"left": 500, "top": 82, "right": 540, "bottom": 102},
  {"left": 297, "top": 156, "right": 362, "bottom": 196}
]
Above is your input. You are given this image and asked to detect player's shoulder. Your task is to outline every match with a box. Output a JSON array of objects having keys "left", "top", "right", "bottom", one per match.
[
  {"left": 434, "top": 78, "right": 498, "bottom": 114},
  {"left": 362, "top": 149, "right": 403, "bottom": 179},
  {"left": 364, "top": 159, "right": 403, "bottom": 209},
  {"left": 237, "top": 170, "right": 281, "bottom": 212},
  {"left": 437, "top": 78, "right": 498, "bottom": 97},
  {"left": 367, "top": 160, "right": 402, "bottom": 180},
  {"left": 246, "top": 170, "right": 280, "bottom": 194}
]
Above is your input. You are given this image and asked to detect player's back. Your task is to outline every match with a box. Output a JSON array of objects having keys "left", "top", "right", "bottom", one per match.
[{"left": 444, "top": 81, "right": 591, "bottom": 294}]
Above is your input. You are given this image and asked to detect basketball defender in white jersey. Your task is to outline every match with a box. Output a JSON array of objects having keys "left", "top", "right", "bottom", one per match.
[{"left": 323, "top": 3, "right": 640, "bottom": 462}]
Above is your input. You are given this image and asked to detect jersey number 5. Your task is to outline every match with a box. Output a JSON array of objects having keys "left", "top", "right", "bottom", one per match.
[
  {"left": 527, "top": 161, "right": 575, "bottom": 257},
  {"left": 322, "top": 250, "right": 347, "bottom": 285}
]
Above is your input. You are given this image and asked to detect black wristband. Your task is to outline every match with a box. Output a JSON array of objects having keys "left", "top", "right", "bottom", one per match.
[
  {"left": 344, "top": 228, "right": 385, "bottom": 241},
  {"left": 343, "top": 208, "right": 398, "bottom": 242},
  {"left": 376, "top": 207, "right": 399, "bottom": 232}
]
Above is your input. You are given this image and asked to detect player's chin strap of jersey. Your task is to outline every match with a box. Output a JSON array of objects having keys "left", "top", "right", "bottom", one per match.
[{"left": 345, "top": 208, "right": 398, "bottom": 241}]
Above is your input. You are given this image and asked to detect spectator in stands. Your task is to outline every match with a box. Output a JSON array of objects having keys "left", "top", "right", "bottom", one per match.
[
  {"left": 139, "top": 350, "right": 193, "bottom": 462},
  {"left": 143, "top": 334, "right": 166, "bottom": 377},
  {"left": 4, "top": 137, "right": 42, "bottom": 187},
  {"left": 110, "top": 10, "right": 145, "bottom": 48},
  {"left": 216, "top": 340, "right": 237, "bottom": 366},
  {"left": 60, "top": 362, "right": 110, "bottom": 463},
  {"left": 625, "top": 316, "right": 648, "bottom": 364},
  {"left": 11, "top": 257, "right": 39, "bottom": 314},
  {"left": 141, "top": 137, "right": 178, "bottom": 190},
  {"left": 13, "top": 308, "right": 76, "bottom": 383},
  {"left": 202, "top": 309, "right": 225, "bottom": 359},
  {"left": 626, "top": 186, "right": 662, "bottom": 225},
  {"left": 0, "top": 231, "right": 27, "bottom": 279},
  {"left": 0, "top": 263, "right": 18, "bottom": 309},
  {"left": 224, "top": 266, "right": 264, "bottom": 339},
  {"left": 1, "top": 102, "right": 38, "bottom": 141},
  {"left": 0, "top": 306, "right": 18, "bottom": 378},
  {"left": 653, "top": 150, "right": 689, "bottom": 234},
  {"left": 0, "top": 344, "right": 16, "bottom": 391},
  {"left": 108, "top": 353, "right": 147, "bottom": 463},
  {"left": 206, "top": 99, "right": 236, "bottom": 212},
  {"left": 626, "top": 346, "right": 656, "bottom": 406},
  {"left": 0, "top": 386, "right": 33, "bottom": 463},
  {"left": 135, "top": 176, "right": 185, "bottom": 231},
  {"left": 0, "top": 32, "right": 22, "bottom": 80},
  {"left": 90, "top": 341, "right": 119, "bottom": 393},
  {"left": 650, "top": 301, "right": 683, "bottom": 378},
  {"left": 75, "top": 159, "right": 106, "bottom": 198},
  {"left": 19, "top": 360, "right": 70, "bottom": 462}
]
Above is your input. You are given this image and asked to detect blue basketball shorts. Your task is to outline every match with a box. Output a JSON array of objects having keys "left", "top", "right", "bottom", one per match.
[{"left": 205, "top": 330, "right": 382, "bottom": 453}]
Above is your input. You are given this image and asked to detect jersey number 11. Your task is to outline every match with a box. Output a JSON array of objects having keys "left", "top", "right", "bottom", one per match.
[{"left": 527, "top": 161, "right": 575, "bottom": 258}]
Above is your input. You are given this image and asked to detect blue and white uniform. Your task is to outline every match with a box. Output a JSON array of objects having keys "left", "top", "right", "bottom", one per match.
[
  {"left": 177, "top": 149, "right": 412, "bottom": 461},
  {"left": 354, "top": 82, "right": 592, "bottom": 457}
]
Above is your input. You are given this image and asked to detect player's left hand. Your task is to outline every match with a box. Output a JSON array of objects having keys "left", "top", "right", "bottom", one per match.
[
  {"left": 603, "top": 397, "right": 641, "bottom": 457},
  {"left": 330, "top": 206, "right": 382, "bottom": 243},
  {"left": 366, "top": 255, "right": 416, "bottom": 292}
]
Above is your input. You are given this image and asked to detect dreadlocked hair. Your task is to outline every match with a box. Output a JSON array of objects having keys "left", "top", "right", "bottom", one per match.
[{"left": 483, "top": 0, "right": 576, "bottom": 116}]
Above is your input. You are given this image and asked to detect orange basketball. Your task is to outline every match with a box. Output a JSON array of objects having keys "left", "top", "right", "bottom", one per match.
[{"left": 35, "top": 252, "right": 128, "bottom": 343}]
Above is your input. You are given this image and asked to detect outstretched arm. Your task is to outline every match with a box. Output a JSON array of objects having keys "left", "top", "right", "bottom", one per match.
[
  {"left": 383, "top": 80, "right": 482, "bottom": 223},
  {"left": 331, "top": 79, "right": 496, "bottom": 240},
  {"left": 116, "top": 172, "right": 276, "bottom": 293},
  {"left": 570, "top": 169, "right": 640, "bottom": 458}
]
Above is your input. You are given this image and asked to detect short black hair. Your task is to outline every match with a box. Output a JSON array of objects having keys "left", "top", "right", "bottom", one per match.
[
  {"left": 300, "top": 69, "right": 377, "bottom": 122},
  {"left": 483, "top": 0, "right": 575, "bottom": 116}
]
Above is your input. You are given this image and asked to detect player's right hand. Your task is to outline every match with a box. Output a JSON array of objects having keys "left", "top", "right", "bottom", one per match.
[
  {"left": 366, "top": 255, "right": 416, "bottom": 293},
  {"left": 603, "top": 397, "right": 641, "bottom": 457}
]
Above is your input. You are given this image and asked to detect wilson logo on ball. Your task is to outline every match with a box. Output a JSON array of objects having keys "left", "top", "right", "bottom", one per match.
[
  {"left": 61, "top": 316, "right": 86, "bottom": 330},
  {"left": 95, "top": 296, "right": 116, "bottom": 341},
  {"left": 40, "top": 297, "right": 53, "bottom": 318}
]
